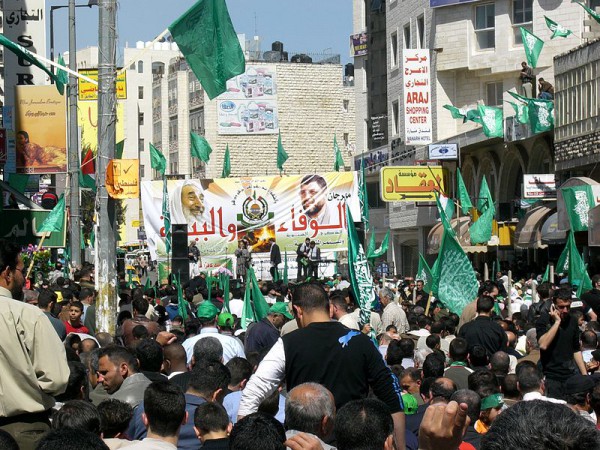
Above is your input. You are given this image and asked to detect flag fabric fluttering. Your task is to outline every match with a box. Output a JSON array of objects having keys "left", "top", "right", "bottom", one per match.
[
  {"left": 221, "top": 144, "right": 231, "bottom": 178},
  {"left": 283, "top": 250, "right": 289, "bottom": 284},
  {"left": 367, "top": 230, "right": 390, "bottom": 260},
  {"left": 463, "top": 109, "right": 483, "bottom": 125},
  {"left": 520, "top": 27, "right": 544, "bottom": 69},
  {"left": 276, "top": 131, "right": 288, "bottom": 174},
  {"left": 477, "top": 105, "right": 504, "bottom": 138},
  {"left": 416, "top": 253, "right": 433, "bottom": 294},
  {"left": 175, "top": 273, "right": 188, "bottom": 321},
  {"left": 81, "top": 149, "right": 95, "bottom": 175},
  {"left": 541, "top": 264, "right": 550, "bottom": 283},
  {"left": 456, "top": 168, "right": 473, "bottom": 215},
  {"left": 241, "top": 267, "right": 270, "bottom": 329},
  {"left": 115, "top": 140, "right": 125, "bottom": 159},
  {"left": 528, "top": 98, "right": 554, "bottom": 133},
  {"left": 38, "top": 195, "right": 66, "bottom": 233},
  {"left": 470, "top": 177, "right": 495, "bottom": 245},
  {"left": 333, "top": 135, "right": 344, "bottom": 172},
  {"left": 561, "top": 185, "right": 595, "bottom": 232},
  {"left": 168, "top": 0, "right": 245, "bottom": 100},
  {"left": 544, "top": 16, "right": 573, "bottom": 39},
  {"left": 443, "top": 104, "right": 465, "bottom": 119},
  {"left": 359, "top": 158, "right": 370, "bottom": 229},
  {"left": 191, "top": 132, "right": 213, "bottom": 163},
  {"left": 506, "top": 100, "right": 530, "bottom": 125},
  {"left": 56, "top": 55, "right": 69, "bottom": 96},
  {"left": 150, "top": 143, "right": 167, "bottom": 175},
  {"left": 562, "top": 231, "right": 593, "bottom": 297},
  {"left": 0, "top": 33, "right": 65, "bottom": 94},
  {"left": 150, "top": 144, "right": 171, "bottom": 254},
  {"left": 435, "top": 192, "right": 454, "bottom": 234},
  {"left": 576, "top": 2, "right": 600, "bottom": 25}
]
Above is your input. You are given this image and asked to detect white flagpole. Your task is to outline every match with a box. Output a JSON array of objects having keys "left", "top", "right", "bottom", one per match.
[{"left": 20, "top": 47, "right": 99, "bottom": 85}]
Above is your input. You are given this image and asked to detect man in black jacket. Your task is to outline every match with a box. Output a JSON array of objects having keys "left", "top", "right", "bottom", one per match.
[
  {"left": 458, "top": 296, "right": 507, "bottom": 357},
  {"left": 296, "top": 238, "right": 310, "bottom": 281},
  {"left": 269, "top": 238, "right": 281, "bottom": 280},
  {"left": 581, "top": 274, "right": 600, "bottom": 321}
]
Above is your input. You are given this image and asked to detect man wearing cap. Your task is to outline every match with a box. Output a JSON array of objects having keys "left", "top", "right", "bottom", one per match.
[
  {"left": 564, "top": 374, "right": 595, "bottom": 423},
  {"left": 244, "top": 302, "right": 293, "bottom": 354},
  {"left": 182, "top": 302, "right": 245, "bottom": 364}
]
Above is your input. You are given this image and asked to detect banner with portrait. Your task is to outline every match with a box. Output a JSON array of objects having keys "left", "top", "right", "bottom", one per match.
[{"left": 141, "top": 172, "right": 360, "bottom": 260}]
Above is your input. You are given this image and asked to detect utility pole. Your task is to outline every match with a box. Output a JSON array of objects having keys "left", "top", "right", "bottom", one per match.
[
  {"left": 68, "top": 0, "right": 81, "bottom": 267},
  {"left": 96, "top": 0, "right": 117, "bottom": 334}
]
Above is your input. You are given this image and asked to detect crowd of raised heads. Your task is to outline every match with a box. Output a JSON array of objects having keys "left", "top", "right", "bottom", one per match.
[{"left": 1, "top": 236, "right": 600, "bottom": 450}]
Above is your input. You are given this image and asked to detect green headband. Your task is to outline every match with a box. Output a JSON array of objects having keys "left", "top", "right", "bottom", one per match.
[{"left": 480, "top": 393, "right": 504, "bottom": 410}]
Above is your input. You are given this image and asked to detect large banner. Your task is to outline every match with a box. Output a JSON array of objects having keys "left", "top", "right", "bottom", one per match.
[
  {"left": 403, "top": 49, "right": 432, "bottom": 145},
  {"left": 141, "top": 172, "right": 360, "bottom": 260},
  {"left": 15, "top": 85, "right": 67, "bottom": 174}
]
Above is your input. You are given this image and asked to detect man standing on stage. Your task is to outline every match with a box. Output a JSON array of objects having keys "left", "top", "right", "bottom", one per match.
[
  {"left": 307, "top": 240, "right": 321, "bottom": 279},
  {"left": 296, "top": 237, "right": 310, "bottom": 281},
  {"left": 269, "top": 238, "right": 282, "bottom": 280}
]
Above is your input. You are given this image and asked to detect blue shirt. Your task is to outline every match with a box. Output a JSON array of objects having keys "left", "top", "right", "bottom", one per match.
[{"left": 223, "top": 390, "right": 285, "bottom": 425}]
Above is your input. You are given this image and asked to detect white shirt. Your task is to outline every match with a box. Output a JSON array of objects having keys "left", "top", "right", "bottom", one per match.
[
  {"left": 183, "top": 327, "right": 245, "bottom": 364},
  {"left": 229, "top": 299, "right": 244, "bottom": 318},
  {"left": 338, "top": 314, "right": 360, "bottom": 330},
  {"left": 381, "top": 302, "right": 409, "bottom": 334},
  {"left": 522, "top": 391, "right": 566, "bottom": 404},
  {"left": 125, "top": 438, "right": 176, "bottom": 450}
]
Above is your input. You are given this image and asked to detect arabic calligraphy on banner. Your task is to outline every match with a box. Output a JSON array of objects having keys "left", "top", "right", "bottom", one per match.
[
  {"left": 403, "top": 49, "right": 432, "bottom": 145},
  {"left": 141, "top": 172, "right": 360, "bottom": 259},
  {"left": 78, "top": 69, "right": 127, "bottom": 101},
  {"left": 0, "top": 210, "right": 66, "bottom": 247},
  {"left": 106, "top": 159, "right": 139, "bottom": 199},
  {"left": 381, "top": 166, "right": 448, "bottom": 202}
]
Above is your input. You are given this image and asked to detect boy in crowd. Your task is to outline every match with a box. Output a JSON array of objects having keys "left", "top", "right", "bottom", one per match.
[{"left": 65, "top": 300, "right": 90, "bottom": 335}]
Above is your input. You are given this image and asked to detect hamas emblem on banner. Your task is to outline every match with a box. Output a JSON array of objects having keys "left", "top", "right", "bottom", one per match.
[{"left": 238, "top": 191, "right": 274, "bottom": 227}]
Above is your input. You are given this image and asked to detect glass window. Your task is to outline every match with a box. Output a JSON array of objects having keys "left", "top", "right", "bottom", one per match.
[
  {"left": 475, "top": 4, "right": 495, "bottom": 50},
  {"left": 404, "top": 24, "right": 411, "bottom": 49},
  {"left": 486, "top": 81, "right": 504, "bottom": 106},
  {"left": 140, "top": 165, "right": 145, "bottom": 178},
  {"left": 138, "top": 112, "right": 144, "bottom": 126},
  {"left": 391, "top": 32, "right": 398, "bottom": 67},
  {"left": 417, "top": 16, "right": 425, "bottom": 49},
  {"left": 513, "top": 0, "right": 533, "bottom": 24},
  {"left": 138, "top": 86, "right": 144, "bottom": 99},
  {"left": 138, "top": 138, "right": 145, "bottom": 152},
  {"left": 343, "top": 99, "right": 350, "bottom": 112},
  {"left": 392, "top": 100, "right": 399, "bottom": 135},
  {"left": 137, "top": 61, "right": 144, "bottom": 74}
]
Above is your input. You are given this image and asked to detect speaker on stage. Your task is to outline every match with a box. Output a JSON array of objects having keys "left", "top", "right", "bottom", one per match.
[{"left": 171, "top": 224, "right": 189, "bottom": 282}]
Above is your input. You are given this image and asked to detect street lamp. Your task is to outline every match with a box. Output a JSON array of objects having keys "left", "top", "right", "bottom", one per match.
[{"left": 49, "top": 0, "right": 98, "bottom": 80}]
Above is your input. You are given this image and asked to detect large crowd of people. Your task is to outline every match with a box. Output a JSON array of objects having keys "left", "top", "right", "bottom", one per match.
[{"left": 1, "top": 237, "right": 600, "bottom": 450}]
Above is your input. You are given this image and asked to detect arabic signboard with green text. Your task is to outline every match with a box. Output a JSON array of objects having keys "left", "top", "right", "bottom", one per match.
[{"left": 0, "top": 210, "right": 67, "bottom": 247}]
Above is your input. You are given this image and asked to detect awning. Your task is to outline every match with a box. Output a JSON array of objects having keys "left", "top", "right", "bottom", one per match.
[
  {"left": 427, "top": 217, "right": 488, "bottom": 254},
  {"left": 514, "top": 205, "right": 553, "bottom": 249},
  {"left": 541, "top": 212, "right": 567, "bottom": 244}
]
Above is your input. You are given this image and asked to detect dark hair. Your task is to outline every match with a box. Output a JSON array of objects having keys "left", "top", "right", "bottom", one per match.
[
  {"left": 476, "top": 296, "right": 495, "bottom": 313},
  {"left": 402, "top": 366, "right": 421, "bottom": 382},
  {"left": 385, "top": 340, "right": 403, "bottom": 366},
  {"left": 36, "top": 429, "right": 109, "bottom": 450},
  {"left": 582, "top": 330, "right": 598, "bottom": 348},
  {"left": 516, "top": 363, "right": 542, "bottom": 393},
  {"left": 469, "top": 345, "right": 489, "bottom": 368},
  {"left": 98, "top": 346, "right": 138, "bottom": 372},
  {"left": 193, "top": 336, "right": 223, "bottom": 364},
  {"left": 430, "top": 378, "right": 457, "bottom": 401},
  {"left": 0, "top": 240, "right": 20, "bottom": 272},
  {"left": 0, "top": 429, "right": 18, "bottom": 450},
  {"left": 51, "top": 400, "right": 101, "bottom": 435},
  {"left": 300, "top": 174, "right": 327, "bottom": 190},
  {"left": 417, "top": 315, "right": 432, "bottom": 329},
  {"left": 555, "top": 288, "right": 573, "bottom": 302},
  {"left": 591, "top": 383, "right": 600, "bottom": 415},
  {"left": 291, "top": 282, "right": 329, "bottom": 313},
  {"left": 135, "top": 338, "right": 164, "bottom": 373},
  {"left": 132, "top": 325, "right": 150, "bottom": 341},
  {"left": 132, "top": 297, "right": 149, "bottom": 315},
  {"left": 38, "top": 289, "right": 58, "bottom": 309},
  {"left": 80, "top": 287, "right": 94, "bottom": 300},
  {"left": 143, "top": 381, "right": 186, "bottom": 437},
  {"left": 490, "top": 351, "right": 510, "bottom": 376},
  {"left": 478, "top": 280, "right": 498, "bottom": 297},
  {"left": 230, "top": 412, "right": 286, "bottom": 450},
  {"left": 501, "top": 373, "right": 520, "bottom": 399},
  {"left": 450, "top": 337, "right": 469, "bottom": 362},
  {"left": 442, "top": 317, "right": 456, "bottom": 335},
  {"left": 194, "top": 401, "right": 230, "bottom": 434},
  {"left": 334, "top": 399, "right": 394, "bottom": 450},
  {"left": 423, "top": 352, "right": 445, "bottom": 378},
  {"left": 188, "top": 361, "right": 231, "bottom": 398},
  {"left": 537, "top": 282, "right": 551, "bottom": 299},
  {"left": 226, "top": 357, "right": 253, "bottom": 387},
  {"left": 55, "top": 361, "right": 88, "bottom": 402},
  {"left": 97, "top": 399, "right": 133, "bottom": 438},
  {"left": 482, "top": 400, "right": 600, "bottom": 450},
  {"left": 450, "top": 389, "right": 481, "bottom": 424},
  {"left": 468, "top": 369, "right": 499, "bottom": 399},
  {"left": 426, "top": 334, "right": 441, "bottom": 350}
]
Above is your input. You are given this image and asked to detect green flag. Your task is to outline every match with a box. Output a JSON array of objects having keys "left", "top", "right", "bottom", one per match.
[
  {"left": 464, "top": 109, "right": 483, "bottom": 125},
  {"left": 221, "top": 144, "right": 231, "bottom": 178},
  {"left": 506, "top": 100, "right": 529, "bottom": 125},
  {"left": 477, "top": 176, "right": 495, "bottom": 214},
  {"left": 174, "top": 273, "right": 188, "bottom": 321},
  {"left": 556, "top": 242, "right": 569, "bottom": 275},
  {"left": 359, "top": 158, "right": 370, "bottom": 228},
  {"left": 150, "top": 143, "right": 167, "bottom": 175},
  {"left": 56, "top": 55, "right": 68, "bottom": 96},
  {"left": 431, "top": 257, "right": 440, "bottom": 296},
  {"left": 443, "top": 104, "right": 465, "bottom": 119},
  {"left": 333, "top": 135, "right": 344, "bottom": 172},
  {"left": 520, "top": 27, "right": 544, "bottom": 69},
  {"left": 435, "top": 192, "right": 454, "bottom": 234},
  {"left": 7, "top": 174, "right": 29, "bottom": 194},
  {"left": 283, "top": 250, "right": 289, "bottom": 284},
  {"left": 563, "top": 231, "right": 593, "bottom": 296},
  {"left": 541, "top": 264, "right": 550, "bottom": 283},
  {"left": 477, "top": 105, "right": 504, "bottom": 138},
  {"left": 528, "top": 98, "right": 554, "bottom": 133},
  {"left": 38, "top": 195, "right": 66, "bottom": 233},
  {"left": 469, "top": 207, "right": 494, "bottom": 244},
  {"left": 561, "top": 185, "right": 595, "bottom": 231},
  {"left": 79, "top": 170, "right": 97, "bottom": 192},
  {"left": 162, "top": 175, "right": 172, "bottom": 254},
  {"left": 544, "top": 16, "right": 573, "bottom": 39},
  {"left": 277, "top": 131, "right": 288, "bottom": 174},
  {"left": 347, "top": 206, "right": 376, "bottom": 332},
  {"left": 508, "top": 90, "right": 532, "bottom": 102},
  {"left": 433, "top": 228, "right": 479, "bottom": 315},
  {"left": 219, "top": 272, "right": 231, "bottom": 313},
  {"left": 456, "top": 168, "right": 473, "bottom": 215},
  {"left": 416, "top": 253, "right": 433, "bottom": 294},
  {"left": 168, "top": 0, "right": 245, "bottom": 100},
  {"left": 144, "top": 276, "right": 152, "bottom": 291},
  {"left": 190, "top": 132, "right": 213, "bottom": 163},
  {"left": 0, "top": 33, "right": 65, "bottom": 94},
  {"left": 115, "top": 140, "right": 125, "bottom": 159},
  {"left": 241, "top": 267, "right": 270, "bottom": 329},
  {"left": 367, "top": 230, "right": 390, "bottom": 260},
  {"left": 90, "top": 228, "right": 96, "bottom": 248},
  {"left": 576, "top": 2, "right": 600, "bottom": 25}
]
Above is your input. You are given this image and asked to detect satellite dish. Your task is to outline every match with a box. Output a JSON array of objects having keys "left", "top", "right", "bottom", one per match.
[{"left": 263, "top": 51, "right": 282, "bottom": 62}]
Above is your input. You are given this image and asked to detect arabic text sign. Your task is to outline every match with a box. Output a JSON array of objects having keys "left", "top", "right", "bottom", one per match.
[
  {"left": 0, "top": 210, "right": 67, "bottom": 247},
  {"left": 350, "top": 32, "right": 368, "bottom": 57},
  {"left": 403, "top": 49, "right": 432, "bottom": 145},
  {"left": 141, "top": 172, "right": 360, "bottom": 259},
  {"left": 523, "top": 174, "right": 556, "bottom": 199},
  {"left": 78, "top": 69, "right": 127, "bottom": 100},
  {"left": 429, "top": 143, "right": 458, "bottom": 160},
  {"left": 106, "top": 159, "right": 140, "bottom": 199},
  {"left": 381, "top": 166, "right": 447, "bottom": 202}
]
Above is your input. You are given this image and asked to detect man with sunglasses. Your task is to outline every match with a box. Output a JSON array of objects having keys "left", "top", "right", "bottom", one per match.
[{"left": 536, "top": 287, "right": 587, "bottom": 400}]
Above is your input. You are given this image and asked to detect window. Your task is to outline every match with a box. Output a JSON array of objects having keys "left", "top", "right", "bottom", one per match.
[
  {"left": 367, "top": 182, "right": 384, "bottom": 208},
  {"left": 486, "top": 81, "right": 504, "bottom": 106},
  {"left": 137, "top": 60, "right": 144, "bottom": 74},
  {"left": 343, "top": 99, "right": 350, "bottom": 112},
  {"left": 403, "top": 24, "right": 411, "bottom": 49},
  {"left": 138, "top": 86, "right": 144, "bottom": 99},
  {"left": 138, "top": 112, "right": 144, "bottom": 126},
  {"left": 475, "top": 4, "right": 495, "bottom": 50},
  {"left": 138, "top": 138, "right": 145, "bottom": 153},
  {"left": 513, "top": 0, "right": 532, "bottom": 44},
  {"left": 392, "top": 100, "right": 399, "bottom": 135},
  {"left": 391, "top": 32, "right": 399, "bottom": 67},
  {"left": 592, "top": 0, "right": 600, "bottom": 10},
  {"left": 140, "top": 165, "right": 145, "bottom": 178},
  {"left": 417, "top": 16, "right": 425, "bottom": 49},
  {"left": 130, "top": 62, "right": 135, "bottom": 70},
  {"left": 343, "top": 133, "right": 349, "bottom": 146}
]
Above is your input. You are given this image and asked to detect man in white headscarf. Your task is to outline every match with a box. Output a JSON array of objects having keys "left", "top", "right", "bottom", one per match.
[{"left": 170, "top": 180, "right": 206, "bottom": 225}]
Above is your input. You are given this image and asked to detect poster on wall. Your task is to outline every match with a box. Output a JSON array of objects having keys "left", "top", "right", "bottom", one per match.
[
  {"left": 141, "top": 172, "right": 360, "bottom": 260},
  {"left": 403, "top": 49, "right": 432, "bottom": 145},
  {"left": 217, "top": 65, "right": 279, "bottom": 135},
  {"left": 15, "top": 85, "right": 67, "bottom": 174}
]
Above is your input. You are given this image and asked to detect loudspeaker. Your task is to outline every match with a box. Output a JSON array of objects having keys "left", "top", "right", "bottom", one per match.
[{"left": 171, "top": 224, "right": 189, "bottom": 282}]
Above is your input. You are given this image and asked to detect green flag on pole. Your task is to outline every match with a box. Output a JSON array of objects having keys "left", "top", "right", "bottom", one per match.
[
  {"left": 79, "top": 170, "right": 97, "bottom": 192},
  {"left": 0, "top": 33, "right": 65, "bottom": 94},
  {"left": 56, "top": 55, "right": 69, "bottom": 95},
  {"left": 435, "top": 192, "right": 454, "bottom": 234},
  {"left": 520, "top": 27, "right": 544, "bottom": 69},
  {"left": 416, "top": 253, "right": 433, "bottom": 294},
  {"left": 506, "top": 100, "right": 530, "bottom": 125},
  {"left": 359, "top": 158, "right": 370, "bottom": 229},
  {"left": 561, "top": 231, "right": 593, "bottom": 296},
  {"left": 162, "top": 176, "right": 172, "bottom": 255},
  {"left": 456, "top": 168, "right": 473, "bottom": 215},
  {"left": 283, "top": 250, "right": 289, "bottom": 284},
  {"left": 174, "top": 273, "right": 188, "bottom": 321},
  {"left": 221, "top": 144, "right": 231, "bottom": 178},
  {"left": 149, "top": 143, "right": 167, "bottom": 175},
  {"left": 576, "top": 2, "right": 600, "bottom": 25},
  {"left": 443, "top": 104, "right": 465, "bottom": 120},
  {"left": 477, "top": 105, "right": 504, "bottom": 138},
  {"left": 190, "top": 132, "right": 213, "bottom": 163},
  {"left": 464, "top": 109, "right": 483, "bottom": 125},
  {"left": 556, "top": 242, "right": 569, "bottom": 275},
  {"left": 333, "top": 135, "right": 344, "bottom": 172},
  {"left": 144, "top": 276, "right": 152, "bottom": 292},
  {"left": 541, "top": 264, "right": 550, "bottom": 283},
  {"left": 561, "top": 185, "right": 595, "bottom": 232},
  {"left": 367, "top": 230, "right": 390, "bottom": 260},
  {"left": 276, "top": 131, "right": 288, "bottom": 174},
  {"left": 477, "top": 176, "right": 494, "bottom": 214},
  {"left": 528, "top": 98, "right": 554, "bottom": 133},
  {"left": 168, "top": 0, "right": 245, "bottom": 100},
  {"left": 115, "top": 140, "right": 125, "bottom": 159},
  {"left": 544, "top": 16, "right": 573, "bottom": 39},
  {"left": 470, "top": 207, "right": 494, "bottom": 244},
  {"left": 240, "top": 267, "right": 270, "bottom": 329},
  {"left": 219, "top": 272, "right": 231, "bottom": 313},
  {"left": 38, "top": 195, "right": 66, "bottom": 233}
]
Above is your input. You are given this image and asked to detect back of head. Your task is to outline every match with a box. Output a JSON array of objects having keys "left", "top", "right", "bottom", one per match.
[
  {"left": 135, "top": 338, "right": 164, "bottom": 373},
  {"left": 334, "top": 398, "right": 393, "bottom": 450},
  {"left": 501, "top": 374, "right": 519, "bottom": 399},
  {"left": 423, "top": 352, "right": 445, "bottom": 378},
  {"left": 291, "top": 282, "right": 328, "bottom": 313},
  {"left": 537, "top": 282, "right": 551, "bottom": 299},
  {"left": 285, "top": 382, "right": 335, "bottom": 437},
  {"left": 481, "top": 400, "right": 600, "bottom": 450},
  {"left": 516, "top": 363, "right": 542, "bottom": 394},
  {"left": 97, "top": 399, "right": 134, "bottom": 439},
  {"left": 0, "top": 430, "right": 18, "bottom": 450},
  {"left": 143, "top": 381, "right": 186, "bottom": 437},
  {"left": 478, "top": 280, "right": 498, "bottom": 297},
  {"left": 193, "top": 336, "right": 223, "bottom": 364},
  {"left": 450, "top": 389, "right": 481, "bottom": 424},
  {"left": 132, "top": 296, "right": 149, "bottom": 315},
  {"left": 468, "top": 369, "right": 499, "bottom": 398},
  {"left": 385, "top": 339, "right": 403, "bottom": 366},
  {"left": 226, "top": 357, "right": 254, "bottom": 387},
  {"left": 55, "top": 360, "right": 88, "bottom": 402},
  {"left": 476, "top": 296, "right": 494, "bottom": 314},
  {"left": 194, "top": 401, "right": 230, "bottom": 434},
  {"left": 449, "top": 337, "right": 469, "bottom": 362},
  {"left": 490, "top": 351, "right": 510, "bottom": 376},
  {"left": 230, "top": 412, "right": 286, "bottom": 450},
  {"left": 188, "top": 361, "right": 231, "bottom": 399},
  {"left": 430, "top": 378, "right": 457, "bottom": 402},
  {"left": 469, "top": 345, "right": 489, "bottom": 368},
  {"left": 36, "top": 429, "right": 109, "bottom": 450},
  {"left": 38, "top": 289, "right": 58, "bottom": 309},
  {"left": 51, "top": 400, "right": 101, "bottom": 435},
  {"left": 0, "top": 239, "right": 20, "bottom": 274},
  {"left": 582, "top": 330, "right": 598, "bottom": 348}
]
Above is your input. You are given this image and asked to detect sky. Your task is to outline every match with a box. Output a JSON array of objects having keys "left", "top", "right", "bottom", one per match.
[{"left": 48, "top": 0, "right": 354, "bottom": 65}]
